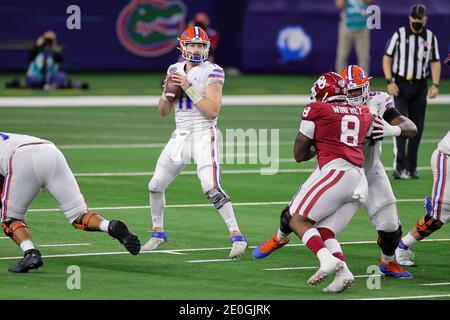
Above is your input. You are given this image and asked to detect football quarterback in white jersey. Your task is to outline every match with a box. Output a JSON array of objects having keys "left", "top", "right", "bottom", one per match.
[
  {"left": 341, "top": 65, "right": 417, "bottom": 278},
  {"left": 141, "top": 26, "right": 248, "bottom": 258},
  {"left": 396, "top": 130, "right": 450, "bottom": 266},
  {"left": 0, "top": 132, "right": 140, "bottom": 273}
]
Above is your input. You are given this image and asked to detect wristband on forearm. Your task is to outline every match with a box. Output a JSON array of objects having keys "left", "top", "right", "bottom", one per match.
[
  {"left": 185, "top": 86, "right": 202, "bottom": 104},
  {"left": 390, "top": 125, "right": 402, "bottom": 137},
  {"left": 161, "top": 92, "right": 168, "bottom": 102}
]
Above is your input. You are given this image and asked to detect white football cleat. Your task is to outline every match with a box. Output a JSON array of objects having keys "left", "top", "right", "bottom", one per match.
[
  {"left": 229, "top": 235, "right": 248, "bottom": 259},
  {"left": 395, "top": 247, "right": 415, "bottom": 267},
  {"left": 323, "top": 261, "right": 354, "bottom": 293},
  {"left": 307, "top": 255, "right": 344, "bottom": 286},
  {"left": 140, "top": 231, "right": 168, "bottom": 252}
]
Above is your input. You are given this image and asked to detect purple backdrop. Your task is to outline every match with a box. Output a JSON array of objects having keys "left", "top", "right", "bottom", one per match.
[
  {"left": 0, "top": 0, "right": 448, "bottom": 76},
  {"left": 241, "top": 0, "right": 450, "bottom": 77}
]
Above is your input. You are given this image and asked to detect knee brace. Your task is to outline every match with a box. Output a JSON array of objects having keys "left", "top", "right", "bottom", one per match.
[
  {"left": 279, "top": 206, "right": 292, "bottom": 234},
  {"left": 416, "top": 216, "right": 443, "bottom": 238},
  {"left": 72, "top": 212, "right": 101, "bottom": 231},
  {"left": 2, "top": 219, "right": 28, "bottom": 238},
  {"left": 206, "top": 188, "right": 230, "bottom": 209},
  {"left": 377, "top": 226, "right": 402, "bottom": 256}
]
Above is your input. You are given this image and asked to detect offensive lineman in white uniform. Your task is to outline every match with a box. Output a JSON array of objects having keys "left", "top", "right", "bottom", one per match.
[
  {"left": 396, "top": 130, "right": 450, "bottom": 266},
  {"left": 340, "top": 65, "right": 417, "bottom": 278},
  {"left": 141, "top": 26, "right": 248, "bottom": 258},
  {"left": 0, "top": 132, "right": 140, "bottom": 273}
]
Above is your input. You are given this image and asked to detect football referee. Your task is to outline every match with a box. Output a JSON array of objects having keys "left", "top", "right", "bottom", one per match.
[{"left": 382, "top": 4, "right": 441, "bottom": 179}]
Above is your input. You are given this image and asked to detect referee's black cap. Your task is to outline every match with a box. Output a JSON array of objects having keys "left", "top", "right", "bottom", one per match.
[{"left": 410, "top": 4, "right": 427, "bottom": 19}]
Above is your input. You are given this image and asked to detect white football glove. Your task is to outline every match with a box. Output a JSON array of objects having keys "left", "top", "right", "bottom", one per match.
[{"left": 372, "top": 116, "right": 401, "bottom": 140}]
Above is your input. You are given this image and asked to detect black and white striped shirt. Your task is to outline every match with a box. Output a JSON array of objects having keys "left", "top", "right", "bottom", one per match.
[{"left": 384, "top": 26, "right": 440, "bottom": 80}]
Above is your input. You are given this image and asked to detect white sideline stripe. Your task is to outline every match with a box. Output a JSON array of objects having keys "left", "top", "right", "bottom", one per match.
[
  {"left": 71, "top": 166, "right": 431, "bottom": 177},
  {"left": 38, "top": 243, "right": 91, "bottom": 247},
  {"left": 420, "top": 282, "right": 450, "bottom": 286},
  {"left": 0, "top": 237, "right": 9, "bottom": 240},
  {"left": 1, "top": 238, "right": 449, "bottom": 261},
  {"left": 350, "top": 293, "right": 450, "bottom": 300},
  {"left": 26, "top": 198, "right": 427, "bottom": 213},
  {"left": 1, "top": 95, "right": 450, "bottom": 107}
]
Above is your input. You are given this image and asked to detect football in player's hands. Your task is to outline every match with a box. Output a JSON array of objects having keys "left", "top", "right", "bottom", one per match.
[{"left": 164, "top": 75, "right": 183, "bottom": 103}]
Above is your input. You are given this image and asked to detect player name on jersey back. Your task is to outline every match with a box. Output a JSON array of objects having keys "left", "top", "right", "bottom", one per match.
[{"left": 331, "top": 105, "right": 364, "bottom": 115}]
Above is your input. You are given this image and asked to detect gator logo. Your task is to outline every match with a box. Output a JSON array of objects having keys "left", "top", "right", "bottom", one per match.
[{"left": 116, "top": 0, "right": 187, "bottom": 57}]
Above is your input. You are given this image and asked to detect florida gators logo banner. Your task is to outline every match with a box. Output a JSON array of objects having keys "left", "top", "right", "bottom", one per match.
[{"left": 116, "top": 0, "right": 187, "bottom": 57}]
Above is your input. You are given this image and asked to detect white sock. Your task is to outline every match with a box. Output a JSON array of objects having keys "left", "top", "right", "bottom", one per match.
[
  {"left": 20, "top": 239, "right": 35, "bottom": 252},
  {"left": 301, "top": 228, "right": 320, "bottom": 244},
  {"left": 324, "top": 238, "right": 342, "bottom": 255},
  {"left": 316, "top": 248, "right": 335, "bottom": 267},
  {"left": 218, "top": 202, "right": 240, "bottom": 233},
  {"left": 277, "top": 228, "right": 290, "bottom": 241},
  {"left": 99, "top": 220, "right": 110, "bottom": 232},
  {"left": 401, "top": 232, "right": 418, "bottom": 248},
  {"left": 150, "top": 191, "right": 165, "bottom": 229}
]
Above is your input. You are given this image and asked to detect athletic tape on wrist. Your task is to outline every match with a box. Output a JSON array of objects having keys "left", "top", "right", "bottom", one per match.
[{"left": 185, "top": 87, "right": 202, "bottom": 104}]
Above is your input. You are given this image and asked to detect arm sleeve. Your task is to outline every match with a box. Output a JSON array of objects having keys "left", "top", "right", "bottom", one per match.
[
  {"left": 384, "top": 31, "right": 399, "bottom": 57},
  {"left": 383, "top": 107, "right": 402, "bottom": 123},
  {"left": 206, "top": 65, "right": 225, "bottom": 86},
  {"left": 299, "top": 120, "right": 315, "bottom": 139},
  {"left": 380, "top": 94, "right": 401, "bottom": 122}
]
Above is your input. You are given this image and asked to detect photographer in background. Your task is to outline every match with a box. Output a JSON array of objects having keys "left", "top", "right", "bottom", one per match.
[
  {"left": 25, "top": 30, "right": 88, "bottom": 90},
  {"left": 26, "top": 31, "right": 66, "bottom": 89}
]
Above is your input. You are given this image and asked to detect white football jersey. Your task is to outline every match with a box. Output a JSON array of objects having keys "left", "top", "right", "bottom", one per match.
[
  {"left": 0, "top": 132, "right": 51, "bottom": 175},
  {"left": 166, "top": 60, "right": 225, "bottom": 131},
  {"left": 363, "top": 91, "right": 396, "bottom": 172},
  {"left": 438, "top": 130, "right": 450, "bottom": 155}
]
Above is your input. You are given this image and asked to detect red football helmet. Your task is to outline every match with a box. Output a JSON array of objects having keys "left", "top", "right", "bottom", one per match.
[{"left": 310, "top": 72, "right": 347, "bottom": 103}]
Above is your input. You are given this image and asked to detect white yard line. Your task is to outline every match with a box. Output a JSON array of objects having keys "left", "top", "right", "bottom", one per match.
[
  {"left": 72, "top": 167, "right": 431, "bottom": 177},
  {"left": 37, "top": 243, "right": 91, "bottom": 247},
  {"left": 59, "top": 143, "right": 166, "bottom": 150},
  {"left": 27, "top": 198, "right": 427, "bottom": 213},
  {"left": 353, "top": 274, "right": 382, "bottom": 278},
  {"left": 350, "top": 293, "right": 450, "bottom": 300},
  {"left": 1, "top": 238, "right": 449, "bottom": 261},
  {"left": 57, "top": 139, "right": 440, "bottom": 150},
  {"left": 263, "top": 266, "right": 316, "bottom": 271},
  {"left": 420, "top": 282, "right": 450, "bottom": 286},
  {"left": 1, "top": 95, "right": 450, "bottom": 107},
  {"left": 186, "top": 259, "right": 237, "bottom": 263}
]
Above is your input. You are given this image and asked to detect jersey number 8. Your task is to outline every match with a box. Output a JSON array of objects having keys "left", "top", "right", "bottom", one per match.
[{"left": 340, "top": 115, "right": 360, "bottom": 147}]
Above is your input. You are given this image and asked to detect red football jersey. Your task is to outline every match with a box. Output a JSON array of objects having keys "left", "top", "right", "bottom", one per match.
[{"left": 300, "top": 101, "right": 372, "bottom": 168}]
